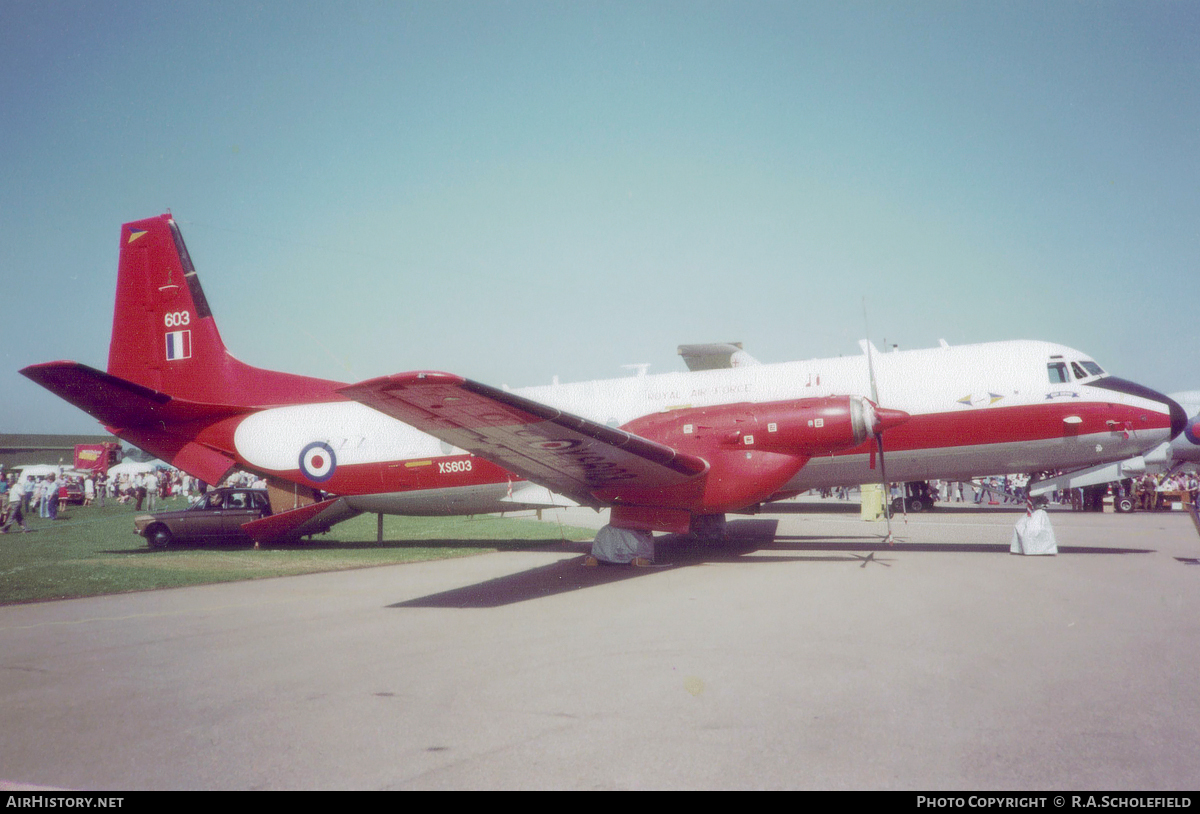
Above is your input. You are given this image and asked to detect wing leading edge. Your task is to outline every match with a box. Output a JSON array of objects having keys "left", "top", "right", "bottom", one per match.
[{"left": 338, "top": 372, "right": 708, "bottom": 509}]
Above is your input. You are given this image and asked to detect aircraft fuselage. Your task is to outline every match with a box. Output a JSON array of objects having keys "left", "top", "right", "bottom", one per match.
[{"left": 220, "top": 340, "right": 1178, "bottom": 515}]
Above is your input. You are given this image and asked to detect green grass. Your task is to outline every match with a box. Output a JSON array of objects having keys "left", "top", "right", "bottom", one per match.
[{"left": 0, "top": 496, "right": 594, "bottom": 604}]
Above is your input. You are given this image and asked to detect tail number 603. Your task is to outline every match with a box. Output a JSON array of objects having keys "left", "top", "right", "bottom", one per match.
[{"left": 164, "top": 311, "right": 191, "bottom": 327}]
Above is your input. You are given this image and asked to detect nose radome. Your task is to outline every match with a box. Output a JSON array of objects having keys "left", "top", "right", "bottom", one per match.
[
  {"left": 1089, "top": 376, "right": 1188, "bottom": 440},
  {"left": 1168, "top": 397, "right": 1187, "bottom": 440}
]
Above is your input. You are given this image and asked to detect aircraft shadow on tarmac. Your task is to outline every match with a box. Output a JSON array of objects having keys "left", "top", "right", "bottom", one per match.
[
  {"left": 391, "top": 519, "right": 1156, "bottom": 609},
  {"left": 391, "top": 519, "right": 780, "bottom": 609}
]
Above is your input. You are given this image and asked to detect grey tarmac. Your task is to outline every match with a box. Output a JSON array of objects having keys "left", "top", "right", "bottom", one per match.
[{"left": 1, "top": 502, "right": 1198, "bottom": 790}]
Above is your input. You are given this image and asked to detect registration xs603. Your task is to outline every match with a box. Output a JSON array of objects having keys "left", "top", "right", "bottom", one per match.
[{"left": 438, "top": 459, "right": 472, "bottom": 475}]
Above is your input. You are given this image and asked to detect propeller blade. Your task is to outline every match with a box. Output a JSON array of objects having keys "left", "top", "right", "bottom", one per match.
[
  {"left": 861, "top": 301, "right": 901, "bottom": 545},
  {"left": 876, "top": 431, "right": 895, "bottom": 545},
  {"left": 861, "top": 299, "right": 881, "bottom": 404}
]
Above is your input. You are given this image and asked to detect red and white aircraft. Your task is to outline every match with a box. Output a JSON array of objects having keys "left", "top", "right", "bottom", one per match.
[{"left": 22, "top": 214, "right": 1187, "bottom": 543}]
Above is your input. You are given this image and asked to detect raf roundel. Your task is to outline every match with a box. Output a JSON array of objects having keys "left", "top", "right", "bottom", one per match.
[
  {"left": 299, "top": 441, "right": 337, "bottom": 482},
  {"left": 533, "top": 439, "right": 581, "bottom": 451}
]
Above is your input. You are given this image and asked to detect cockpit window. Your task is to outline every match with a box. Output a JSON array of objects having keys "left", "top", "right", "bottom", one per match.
[
  {"left": 1080, "top": 361, "right": 1104, "bottom": 376},
  {"left": 1047, "top": 362, "right": 1070, "bottom": 384},
  {"left": 1071, "top": 362, "right": 1087, "bottom": 380}
]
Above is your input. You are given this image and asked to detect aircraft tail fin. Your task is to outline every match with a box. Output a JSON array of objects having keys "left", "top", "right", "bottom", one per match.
[{"left": 108, "top": 214, "right": 341, "bottom": 406}]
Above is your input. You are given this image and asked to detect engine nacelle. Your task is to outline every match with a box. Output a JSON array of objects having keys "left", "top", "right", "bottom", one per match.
[
  {"left": 622, "top": 395, "right": 888, "bottom": 459},
  {"left": 597, "top": 396, "right": 909, "bottom": 521}
]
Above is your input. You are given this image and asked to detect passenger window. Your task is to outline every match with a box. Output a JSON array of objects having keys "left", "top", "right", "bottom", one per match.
[
  {"left": 227, "top": 492, "right": 248, "bottom": 509},
  {"left": 1047, "top": 363, "right": 1069, "bottom": 384}
]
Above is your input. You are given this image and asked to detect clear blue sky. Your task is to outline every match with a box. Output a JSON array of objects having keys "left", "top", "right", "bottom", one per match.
[{"left": 2, "top": 1, "right": 1198, "bottom": 434}]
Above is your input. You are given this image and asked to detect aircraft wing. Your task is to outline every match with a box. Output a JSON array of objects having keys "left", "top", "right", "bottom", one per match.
[{"left": 338, "top": 372, "right": 708, "bottom": 509}]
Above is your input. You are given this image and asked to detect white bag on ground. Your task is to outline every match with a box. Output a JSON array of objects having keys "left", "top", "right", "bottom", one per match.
[
  {"left": 591, "top": 525, "right": 654, "bottom": 564},
  {"left": 1010, "top": 509, "right": 1058, "bottom": 555}
]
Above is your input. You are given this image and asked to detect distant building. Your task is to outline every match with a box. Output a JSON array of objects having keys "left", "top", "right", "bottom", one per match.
[{"left": 0, "top": 434, "right": 120, "bottom": 472}]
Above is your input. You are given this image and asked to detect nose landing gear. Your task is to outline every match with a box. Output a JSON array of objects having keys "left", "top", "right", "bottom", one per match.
[{"left": 890, "top": 481, "right": 936, "bottom": 513}]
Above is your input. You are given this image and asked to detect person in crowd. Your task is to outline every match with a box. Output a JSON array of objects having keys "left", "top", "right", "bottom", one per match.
[
  {"left": 1139, "top": 474, "right": 1157, "bottom": 511},
  {"left": 1, "top": 476, "right": 30, "bottom": 533},
  {"left": 40, "top": 476, "right": 55, "bottom": 518},
  {"left": 44, "top": 473, "right": 59, "bottom": 521},
  {"left": 145, "top": 469, "right": 159, "bottom": 511},
  {"left": 0, "top": 475, "right": 10, "bottom": 528},
  {"left": 20, "top": 475, "right": 33, "bottom": 515}
]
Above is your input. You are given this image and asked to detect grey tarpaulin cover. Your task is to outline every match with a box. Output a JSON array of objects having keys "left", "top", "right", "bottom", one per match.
[
  {"left": 591, "top": 525, "right": 655, "bottom": 564},
  {"left": 1010, "top": 509, "right": 1058, "bottom": 555}
]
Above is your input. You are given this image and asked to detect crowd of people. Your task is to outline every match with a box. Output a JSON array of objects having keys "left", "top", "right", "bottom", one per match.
[
  {"left": 818, "top": 471, "right": 1200, "bottom": 512},
  {"left": 822, "top": 477, "right": 1034, "bottom": 505},
  {"left": 1118, "top": 472, "right": 1200, "bottom": 511},
  {"left": 0, "top": 466, "right": 270, "bottom": 534},
  {"left": 1018, "top": 470, "right": 1200, "bottom": 512}
]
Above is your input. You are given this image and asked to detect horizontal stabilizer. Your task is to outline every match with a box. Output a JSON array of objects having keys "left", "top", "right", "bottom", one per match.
[
  {"left": 339, "top": 371, "right": 708, "bottom": 508},
  {"left": 241, "top": 497, "right": 360, "bottom": 543},
  {"left": 20, "top": 361, "right": 245, "bottom": 429}
]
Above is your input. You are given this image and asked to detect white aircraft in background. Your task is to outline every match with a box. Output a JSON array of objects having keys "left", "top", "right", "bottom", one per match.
[{"left": 22, "top": 214, "right": 1187, "bottom": 546}]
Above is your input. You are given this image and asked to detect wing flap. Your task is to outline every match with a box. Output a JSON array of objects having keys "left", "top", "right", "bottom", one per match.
[{"left": 338, "top": 372, "right": 707, "bottom": 507}]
